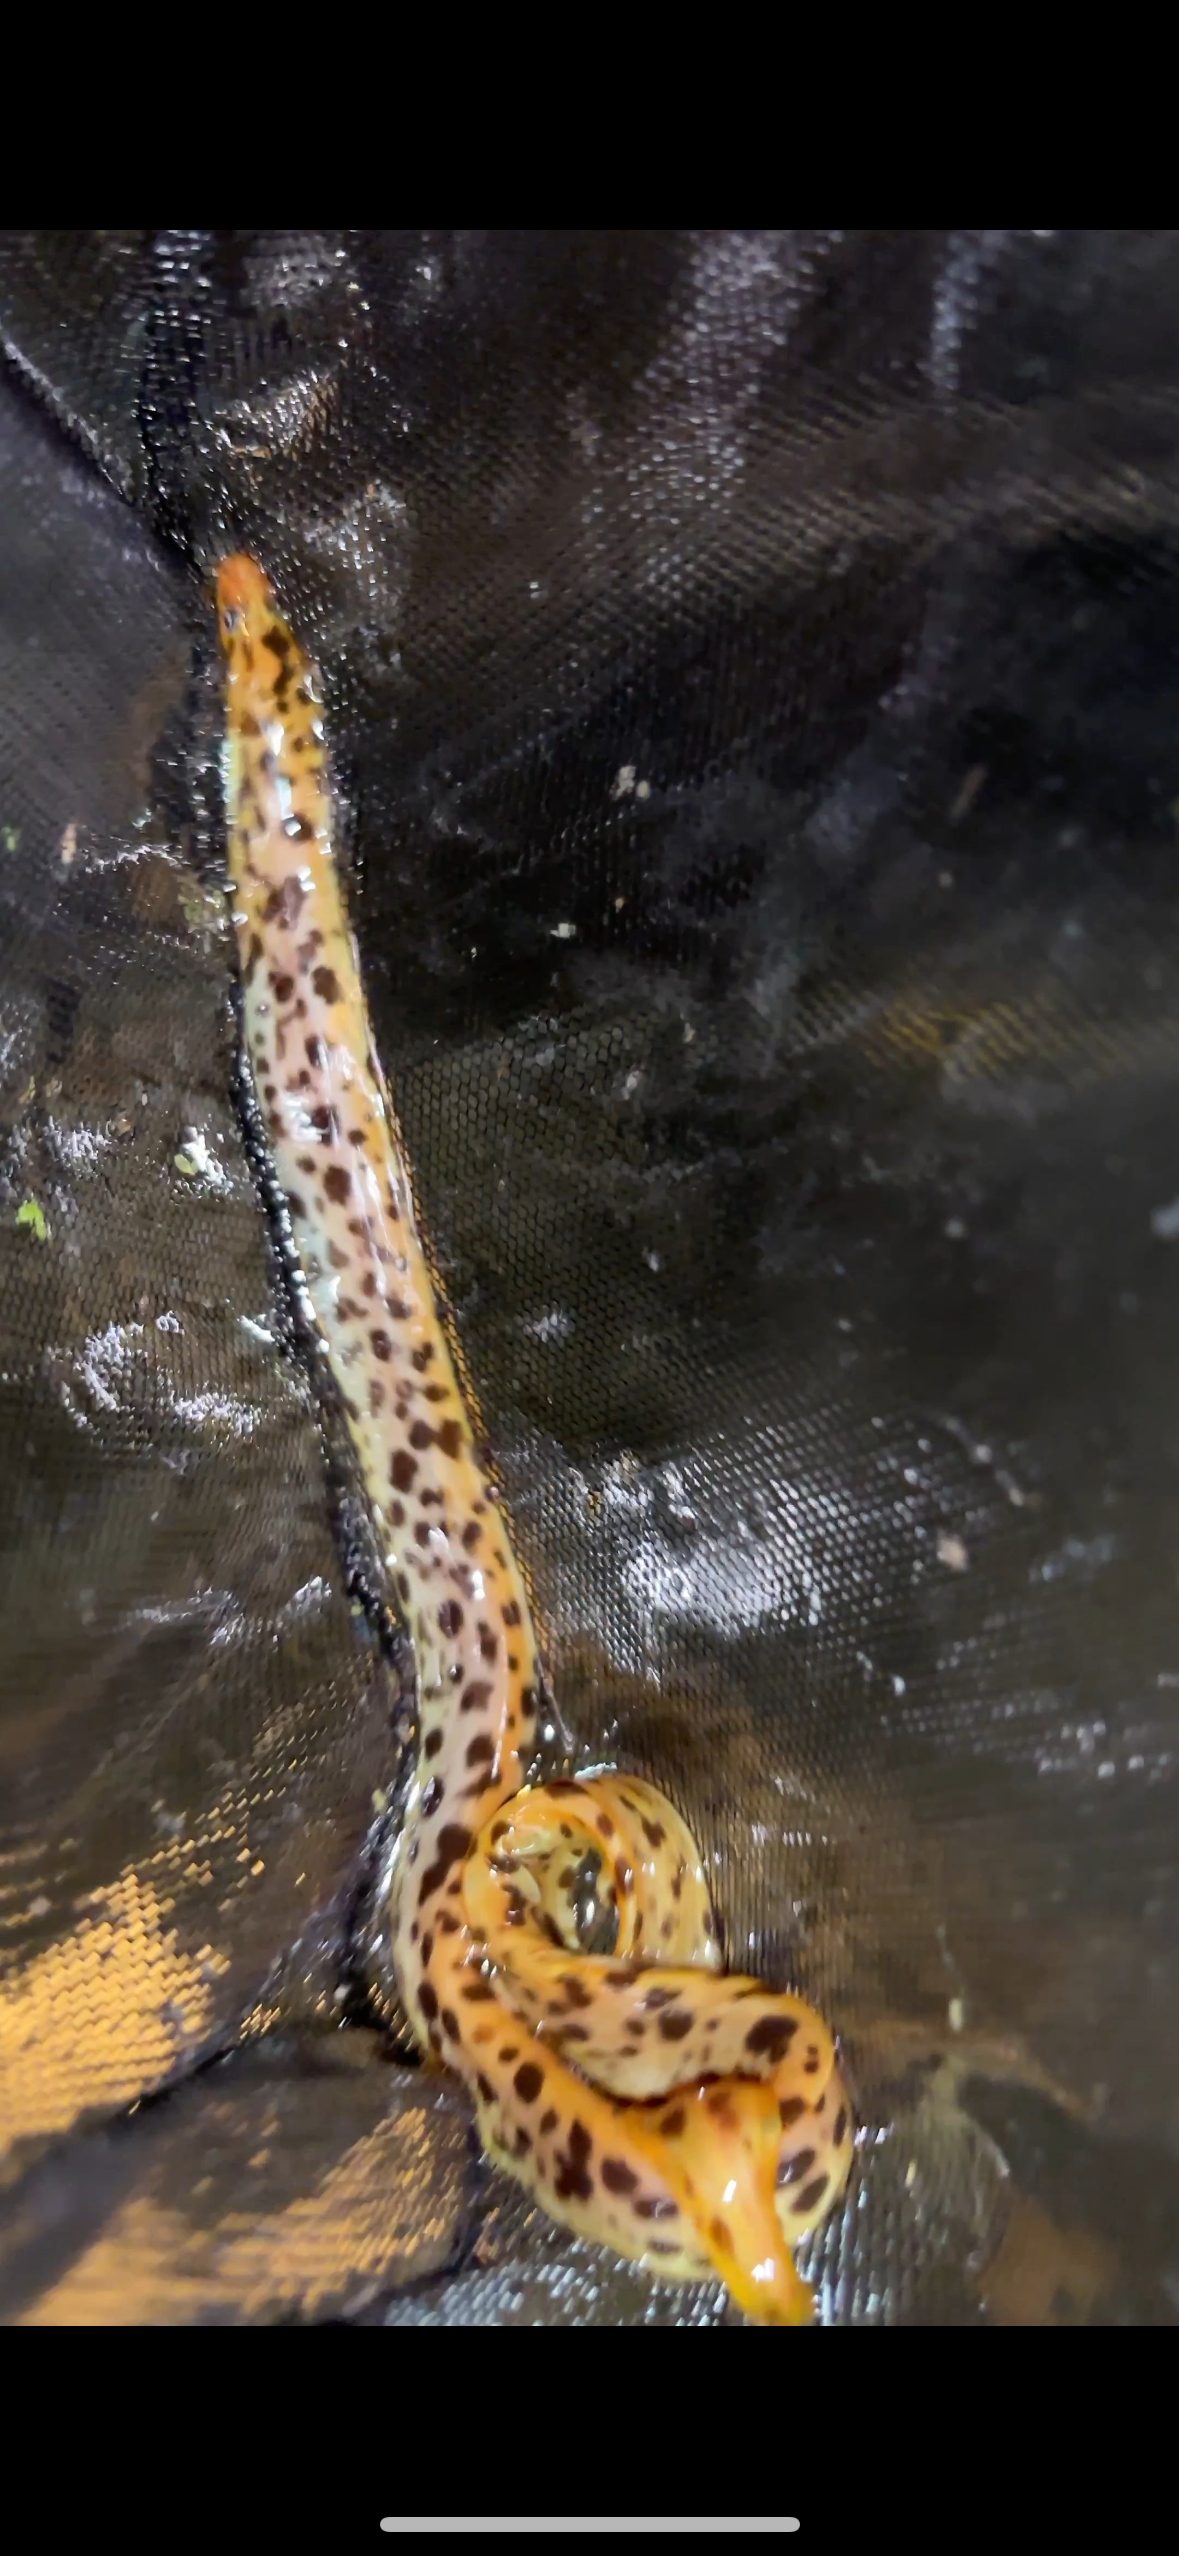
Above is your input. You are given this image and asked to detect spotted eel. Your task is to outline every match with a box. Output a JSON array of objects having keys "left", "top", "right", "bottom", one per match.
[{"left": 216, "top": 553, "right": 853, "bottom": 2325}]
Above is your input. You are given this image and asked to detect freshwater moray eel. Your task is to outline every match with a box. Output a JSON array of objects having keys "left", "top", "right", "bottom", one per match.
[{"left": 216, "top": 552, "right": 853, "bottom": 2324}]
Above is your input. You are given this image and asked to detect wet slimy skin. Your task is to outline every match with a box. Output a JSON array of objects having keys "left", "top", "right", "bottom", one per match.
[{"left": 216, "top": 553, "right": 853, "bottom": 2323}]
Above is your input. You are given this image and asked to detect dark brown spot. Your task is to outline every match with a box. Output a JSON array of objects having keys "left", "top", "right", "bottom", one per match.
[
  {"left": 461, "top": 1521, "right": 482, "bottom": 1550},
  {"left": 391, "top": 1449, "right": 417, "bottom": 1492},
  {"left": 417, "top": 1822, "right": 472, "bottom": 1905},
  {"left": 409, "top": 1419, "right": 433, "bottom": 1450},
  {"left": 643, "top": 1986, "right": 676, "bottom": 2012},
  {"left": 744, "top": 2014, "right": 799, "bottom": 2064},
  {"left": 440, "top": 2007, "right": 460, "bottom": 2041},
  {"left": 634, "top": 2197, "right": 677, "bottom": 2221},
  {"left": 436, "top": 1419, "right": 462, "bottom": 1460},
  {"left": 411, "top": 1343, "right": 435, "bottom": 1370},
  {"left": 595, "top": 1811, "right": 614, "bottom": 1839},
  {"left": 502, "top": 1599, "right": 521, "bottom": 1626},
  {"left": 462, "top": 1979, "right": 495, "bottom": 2003},
  {"left": 795, "top": 2174, "right": 829, "bottom": 2214},
  {"left": 286, "top": 1191, "right": 306, "bottom": 1219},
  {"left": 658, "top": 2010, "right": 693, "bottom": 2042},
  {"left": 421, "top": 1777, "right": 443, "bottom": 1818},
  {"left": 438, "top": 1599, "right": 464, "bottom": 1638},
  {"left": 539, "top": 2107, "right": 558, "bottom": 2135},
  {"left": 370, "top": 1329, "right": 391, "bottom": 1360},
  {"left": 514, "top": 2061, "right": 544, "bottom": 2104},
  {"left": 418, "top": 1983, "right": 438, "bottom": 2021},
  {"left": 424, "top": 1727, "right": 443, "bottom": 1760},
  {"left": 460, "top": 1680, "right": 492, "bottom": 1716},
  {"left": 640, "top": 1817, "right": 666, "bottom": 1849},
  {"left": 660, "top": 2107, "right": 686, "bottom": 2137},
  {"left": 476, "top": 2073, "right": 494, "bottom": 2104},
  {"left": 601, "top": 2158, "right": 639, "bottom": 2195},
  {"left": 709, "top": 2216, "right": 733, "bottom": 2251},
  {"left": 834, "top": 2106, "right": 849, "bottom": 2146},
  {"left": 466, "top": 1733, "right": 495, "bottom": 1767},
  {"left": 778, "top": 2096, "right": 807, "bottom": 2129},
  {"left": 305, "top": 1034, "right": 325, "bottom": 1067},
  {"left": 272, "top": 972, "right": 295, "bottom": 1003},
  {"left": 778, "top": 2146, "right": 817, "bottom": 2189},
  {"left": 324, "top": 1165, "right": 351, "bottom": 1204},
  {"left": 312, "top": 965, "right": 342, "bottom": 1003},
  {"left": 479, "top": 1626, "right": 498, "bottom": 1664},
  {"left": 554, "top": 2120, "right": 594, "bottom": 2204}
]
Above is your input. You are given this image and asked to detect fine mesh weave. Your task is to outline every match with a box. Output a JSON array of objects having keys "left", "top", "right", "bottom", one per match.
[{"left": 1, "top": 230, "right": 1178, "bottom": 2326}]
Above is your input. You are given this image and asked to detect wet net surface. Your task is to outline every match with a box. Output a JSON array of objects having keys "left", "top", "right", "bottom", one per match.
[{"left": 1, "top": 230, "right": 1178, "bottom": 2325}]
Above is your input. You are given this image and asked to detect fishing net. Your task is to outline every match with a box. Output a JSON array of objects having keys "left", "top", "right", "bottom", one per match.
[{"left": 2, "top": 230, "right": 1177, "bottom": 2327}]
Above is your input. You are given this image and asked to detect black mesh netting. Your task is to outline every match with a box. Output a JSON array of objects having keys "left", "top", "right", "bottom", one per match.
[{"left": 2, "top": 230, "right": 1178, "bottom": 2326}]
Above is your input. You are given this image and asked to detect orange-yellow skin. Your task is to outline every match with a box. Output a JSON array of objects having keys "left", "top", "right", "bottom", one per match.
[{"left": 216, "top": 553, "right": 853, "bottom": 2324}]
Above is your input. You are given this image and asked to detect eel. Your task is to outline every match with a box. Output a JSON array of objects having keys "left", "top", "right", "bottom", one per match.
[{"left": 216, "top": 551, "right": 853, "bottom": 2324}]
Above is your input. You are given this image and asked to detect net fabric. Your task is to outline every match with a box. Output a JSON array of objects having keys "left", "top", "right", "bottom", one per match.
[{"left": 1, "top": 229, "right": 1177, "bottom": 2326}]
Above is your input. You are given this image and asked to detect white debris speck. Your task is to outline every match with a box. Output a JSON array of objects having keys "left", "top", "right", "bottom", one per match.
[
  {"left": 643, "top": 1250, "right": 661, "bottom": 1273},
  {"left": 944, "top": 1217, "right": 966, "bottom": 1239},
  {"left": 522, "top": 1307, "right": 573, "bottom": 1344},
  {"left": 173, "top": 1129, "right": 227, "bottom": 1184},
  {"left": 635, "top": 778, "right": 651, "bottom": 801},
  {"left": 611, "top": 764, "right": 636, "bottom": 798},
  {"left": 1151, "top": 1197, "right": 1179, "bottom": 1240},
  {"left": 27, "top": 1895, "right": 50, "bottom": 1920},
  {"left": 551, "top": 920, "right": 577, "bottom": 941},
  {"left": 60, "top": 822, "right": 78, "bottom": 867},
  {"left": 948, "top": 1996, "right": 965, "bottom": 2033},
  {"left": 937, "top": 1533, "right": 970, "bottom": 1572},
  {"left": 948, "top": 763, "right": 987, "bottom": 825}
]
